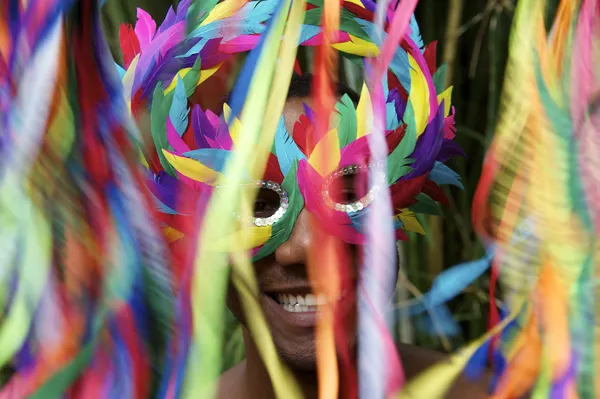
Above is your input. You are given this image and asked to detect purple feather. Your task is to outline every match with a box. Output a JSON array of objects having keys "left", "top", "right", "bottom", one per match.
[
  {"left": 192, "top": 105, "right": 217, "bottom": 149},
  {"left": 139, "top": 37, "right": 205, "bottom": 99},
  {"left": 302, "top": 102, "right": 317, "bottom": 124},
  {"left": 158, "top": 0, "right": 191, "bottom": 34},
  {"left": 134, "top": 21, "right": 186, "bottom": 94},
  {"left": 148, "top": 171, "right": 180, "bottom": 210},
  {"left": 402, "top": 103, "right": 444, "bottom": 179},
  {"left": 436, "top": 139, "right": 467, "bottom": 162},
  {"left": 388, "top": 88, "right": 407, "bottom": 121}
]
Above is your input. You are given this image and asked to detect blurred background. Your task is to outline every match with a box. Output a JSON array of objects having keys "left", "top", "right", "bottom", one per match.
[{"left": 101, "top": 0, "right": 530, "bottom": 367}]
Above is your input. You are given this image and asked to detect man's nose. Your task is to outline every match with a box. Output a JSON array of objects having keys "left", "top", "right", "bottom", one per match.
[{"left": 274, "top": 208, "right": 313, "bottom": 265}]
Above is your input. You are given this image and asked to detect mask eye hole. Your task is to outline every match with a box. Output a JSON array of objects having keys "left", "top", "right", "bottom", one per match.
[
  {"left": 238, "top": 181, "right": 289, "bottom": 227},
  {"left": 322, "top": 165, "right": 380, "bottom": 213},
  {"left": 254, "top": 188, "right": 281, "bottom": 218}
]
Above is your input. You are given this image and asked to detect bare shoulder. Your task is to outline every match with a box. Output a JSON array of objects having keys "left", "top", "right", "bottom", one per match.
[
  {"left": 217, "top": 361, "right": 246, "bottom": 399},
  {"left": 398, "top": 343, "right": 490, "bottom": 399}
]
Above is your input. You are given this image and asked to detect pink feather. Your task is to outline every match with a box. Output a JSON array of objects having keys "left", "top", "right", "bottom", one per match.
[
  {"left": 301, "top": 31, "right": 351, "bottom": 47},
  {"left": 166, "top": 119, "right": 191, "bottom": 154},
  {"left": 134, "top": 8, "right": 157, "bottom": 50},
  {"left": 219, "top": 35, "right": 261, "bottom": 53}
]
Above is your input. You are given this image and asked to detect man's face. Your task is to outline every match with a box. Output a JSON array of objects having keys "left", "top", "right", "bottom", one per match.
[{"left": 226, "top": 97, "right": 360, "bottom": 371}]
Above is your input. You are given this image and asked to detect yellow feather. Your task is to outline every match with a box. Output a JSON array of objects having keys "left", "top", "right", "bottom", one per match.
[
  {"left": 343, "top": 0, "right": 365, "bottom": 6},
  {"left": 395, "top": 210, "right": 425, "bottom": 234},
  {"left": 200, "top": 0, "right": 248, "bottom": 26},
  {"left": 122, "top": 54, "right": 140, "bottom": 108},
  {"left": 308, "top": 128, "right": 340, "bottom": 176},
  {"left": 214, "top": 226, "right": 272, "bottom": 250},
  {"left": 164, "top": 63, "right": 223, "bottom": 94},
  {"left": 162, "top": 227, "right": 184, "bottom": 243},
  {"left": 407, "top": 53, "right": 430, "bottom": 137},
  {"left": 437, "top": 86, "right": 453, "bottom": 117},
  {"left": 139, "top": 148, "right": 149, "bottom": 169},
  {"left": 332, "top": 35, "right": 379, "bottom": 57},
  {"left": 222, "top": 103, "right": 242, "bottom": 145},
  {"left": 397, "top": 310, "right": 519, "bottom": 398},
  {"left": 162, "top": 149, "right": 222, "bottom": 184},
  {"left": 356, "top": 83, "right": 372, "bottom": 139}
]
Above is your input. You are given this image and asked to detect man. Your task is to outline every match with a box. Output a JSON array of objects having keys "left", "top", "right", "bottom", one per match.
[
  {"left": 118, "top": 1, "right": 485, "bottom": 397},
  {"left": 216, "top": 75, "right": 488, "bottom": 399}
]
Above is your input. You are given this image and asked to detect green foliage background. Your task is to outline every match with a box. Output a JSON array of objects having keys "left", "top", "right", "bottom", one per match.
[{"left": 101, "top": 0, "right": 525, "bottom": 365}]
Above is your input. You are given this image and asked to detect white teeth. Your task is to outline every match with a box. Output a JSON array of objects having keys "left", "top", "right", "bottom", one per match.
[{"left": 274, "top": 292, "right": 346, "bottom": 312}]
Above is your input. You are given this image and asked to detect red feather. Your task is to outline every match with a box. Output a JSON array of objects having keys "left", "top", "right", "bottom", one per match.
[
  {"left": 294, "top": 59, "right": 302, "bottom": 75},
  {"left": 181, "top": 119, "right": 197, "bottom": 150},
  {"left": 343, "top": 2, "right": 373, "bottom": 21},
  {"left": 292, "top": 114, "right": 312, "bottom": 155},
  {"left": 386, "top": 125, "right": 406, "bottom": 153},
  {"left": 263, "top": 153, "right": 285, "bottom": 183},
  {"left": 422, "top": 180, "right": 449, "bottom": 204},
  {"left": 390, "top": 173, "right": 429, "bottom": 209},
  {"left": 387, "top": 70, "right": 409, "bottom": 101},
  {"left": 423, "top": 41, "right": 437, "bottom": 74},
  {"left": 120, "top": 23, "right": 141, "bottom": 69}
]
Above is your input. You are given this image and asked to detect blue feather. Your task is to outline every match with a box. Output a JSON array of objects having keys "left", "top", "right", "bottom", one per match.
[
  {"left": 169, "top": 77, "right": 189, "bottom": 136},
  {"left": 414, "top": 305, "right": 461, "bottom": 336},
  {"left": 114, "top": 62, "right": 125, "bottom": 79},
  {"left": 354, "top": 18, "right": 411, "bottom": 93},
  {"left": 274, "top": 117, "right": 306, "bottom": 176},
  {"left": 404, "top": 251, "right": 493, "bottom": 316},
  {"left": 151, "top": 192, "right": 179, "bottom": 215},
  {"left": 408, "top": 14, "right": 424, "bottom": 52},
  {"left": 188, "top": 21, "right": 267, "bottom": 42},
  {"left": 386, "top": 102, "right": 400, "bottom": 130},
  {"left": 237, "top": 0, "right": 278, "bottom": 18},
  {"left": 176, "top": 37, "right": 209, "bottom": 59},
  {"left": 298, "top": 24, "right": 321, "bottom": 44},
  {"left": 429, "top": 161, "right": 464, "bottom": 189},
  {"left": 227, "top": 0, "right": 288, "bottom": 122},
  {"left": 182, "top": 148, "right": 231, "bottom": 172}
]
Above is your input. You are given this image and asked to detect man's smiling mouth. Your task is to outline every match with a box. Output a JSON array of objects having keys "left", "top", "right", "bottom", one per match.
[{"left": 266, "top": 291, "right": 349, "bottom": 313}]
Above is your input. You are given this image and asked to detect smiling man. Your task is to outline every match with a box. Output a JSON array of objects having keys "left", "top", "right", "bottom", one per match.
[{"left": 118, "top": 0, "right": 483, "bottom": 397}]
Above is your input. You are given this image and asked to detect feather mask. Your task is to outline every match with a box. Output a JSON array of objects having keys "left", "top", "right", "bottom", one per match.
[{"left": 119, "top": 0, "right": 463, "bottom": 262}]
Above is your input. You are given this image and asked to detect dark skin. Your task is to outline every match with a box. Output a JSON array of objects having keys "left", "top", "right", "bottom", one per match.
[{"left": 219, "top": 98, "right": 490, "bottom": 398}]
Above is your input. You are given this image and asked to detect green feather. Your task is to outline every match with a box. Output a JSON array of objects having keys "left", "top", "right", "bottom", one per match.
[
  {"left": 150, "top": 56, "right": 201, "bottom": 177},
  {"left": 387, "top": 102, "right": 417, "bottom": 183},
  {"left": 432, "top": 64, "right": 447, "bottom": 93},
  {"left": 253, "top": 161, "right": 304, "bottom": 260},
  {"left": 151, "top": 83, "right": 177, "bottom": 176},
  {"left": 303, "top": 9, "right": 370, "bottom": 42},
  {"left": 335, "top": 94, "right": 358, "bottom": 147},
  {"left": 408, "top": 193, "right": 443, "bottom": 216},
  {"left": 182, "top": 55, "right": 203, "bottom": 97},
  {"left": 187, "top": 0, "right": 219, "bottom": 32}
]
